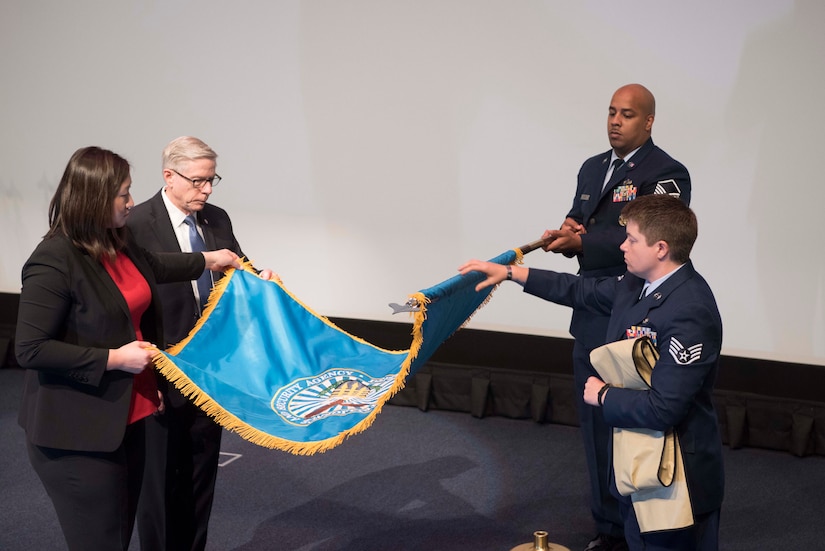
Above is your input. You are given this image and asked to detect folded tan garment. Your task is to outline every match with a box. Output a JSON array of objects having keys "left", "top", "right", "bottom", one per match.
[{"left": 590, "top": 337, "right": 694, "bottom": 533}]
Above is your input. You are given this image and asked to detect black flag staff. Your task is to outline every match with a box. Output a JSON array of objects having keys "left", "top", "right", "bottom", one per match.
[
  {"left": 515, "top": 235, "right": 555, "bottom": 255},
  {"left": 388, "top": 236, "right": 553, "bottom": 314}
]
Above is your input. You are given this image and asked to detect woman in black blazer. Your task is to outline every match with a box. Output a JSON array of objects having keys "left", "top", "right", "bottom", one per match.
[{"left": 15, "top": 146, "right": 240, "bottom": 551}]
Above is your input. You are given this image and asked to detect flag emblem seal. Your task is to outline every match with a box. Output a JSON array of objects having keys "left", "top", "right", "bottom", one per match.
[{"left": 272, "top": 369, "right": 396, "bottom": 426}]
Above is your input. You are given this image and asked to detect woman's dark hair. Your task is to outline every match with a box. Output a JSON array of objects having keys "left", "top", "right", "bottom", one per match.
[{"left": 46, "top": 146, "right": 131, "bottom": 261}]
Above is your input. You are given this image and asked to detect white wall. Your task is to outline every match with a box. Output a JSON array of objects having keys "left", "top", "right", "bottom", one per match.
[{"left": 2, "top": 0, "right": 823, "bottom": 366}]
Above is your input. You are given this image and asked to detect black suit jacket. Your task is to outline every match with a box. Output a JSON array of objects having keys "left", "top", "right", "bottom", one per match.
[
  {"left": 127, "top": 191, "right": 247, "bottom": 406},
  {"left": 16, "top": 234, "right": 205, "bottom": 452},
  {"left": 127, "top": 191, "right": 246, "bottom": 343},
  {"left": 565, "top": 138, "right": 691, "bottom": 348}
]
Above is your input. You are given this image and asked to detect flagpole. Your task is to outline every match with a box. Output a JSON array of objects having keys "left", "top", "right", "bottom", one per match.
[{"left": 516, "top": 237, "right": 553, "bottom": 255}]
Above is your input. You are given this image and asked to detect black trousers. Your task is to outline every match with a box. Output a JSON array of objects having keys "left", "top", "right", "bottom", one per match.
[
  {"left": 573, "top": 340, "right": 624, "bottom": 538},
  {"left": 138, "top": 396, "right": 222, "bottom": 551},
  {"left": 621, "top": 502, "right": 720, "bottom": 551},
  {"left": 27, "top": 420, "right": 146, "bottom": 551}
]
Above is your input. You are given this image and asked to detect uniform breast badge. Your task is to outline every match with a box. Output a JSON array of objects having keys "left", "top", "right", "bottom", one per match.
[
  {"left": 613, "top": 180, "right": 638, "bottom": 202},
  {"left": 626, "top": 325, "right": 657, "bottom": 346}
]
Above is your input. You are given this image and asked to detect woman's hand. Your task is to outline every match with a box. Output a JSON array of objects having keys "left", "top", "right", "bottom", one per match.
[{"left": 108, "top": 340, "right": 156, "bottom": 373}]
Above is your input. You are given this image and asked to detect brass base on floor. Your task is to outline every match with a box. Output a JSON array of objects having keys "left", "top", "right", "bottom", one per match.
[{"left": 510, "top": 530, "right": 571, "bottom": 551}]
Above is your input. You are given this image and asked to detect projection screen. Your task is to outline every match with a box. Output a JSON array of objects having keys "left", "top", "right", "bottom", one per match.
[{"left": 1, "top": 0, "right": 823, "bottom": 366}]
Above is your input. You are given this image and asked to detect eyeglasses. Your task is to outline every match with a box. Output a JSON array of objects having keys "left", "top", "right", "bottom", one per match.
[{"left": 171, "top": 169, "right": 222, "bottom": 188}]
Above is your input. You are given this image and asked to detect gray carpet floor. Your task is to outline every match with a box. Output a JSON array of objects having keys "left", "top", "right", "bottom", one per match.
[{"left": 2, "top": 366, "right": 822, "bottom": 550}]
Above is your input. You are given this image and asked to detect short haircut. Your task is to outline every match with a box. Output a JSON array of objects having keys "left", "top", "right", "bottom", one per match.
[
  {"left": 162, "top": 136, "right": 217, "bottom": 170},
  {"left": 620, "top": 195, "right": 697, "bottom": 264},
  {"left": 47, "top": 146, "right": 131, "bottom": 261}
]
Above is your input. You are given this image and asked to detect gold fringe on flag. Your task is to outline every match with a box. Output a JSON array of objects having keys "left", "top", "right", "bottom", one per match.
[{"left": 152, "top": 254, "right": 516, "bottom": 455}]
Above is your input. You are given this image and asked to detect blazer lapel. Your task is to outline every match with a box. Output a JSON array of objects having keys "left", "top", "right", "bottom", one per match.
[
  {"left": 607, "top": 275, "right": 646, "bottom": 339},
  {"left": 79, "top": 249, "right": 133, "bottom": 323},
  {"left": 123, "top": 238, "right": 159, "bottom": 295},
  {"left": 601, "top": 166, "right": 626, "bottom": 201},
  {"left": 147, "top": 192, "right": 183, "bottom": 252},
  {"left": 581, "top": 152, "right": 613, "bottom": 219}
]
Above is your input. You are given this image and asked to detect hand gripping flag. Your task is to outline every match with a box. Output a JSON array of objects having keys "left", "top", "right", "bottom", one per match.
[{"left": 153, "top": 247, "right": 535, "bottom": 455}]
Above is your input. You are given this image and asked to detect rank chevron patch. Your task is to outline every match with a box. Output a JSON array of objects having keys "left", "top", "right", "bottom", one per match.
[
  {"left": 669, "top": 337, "right": 703, "bottom": 365},
  {"left": 654, "top": 179, "right": 683, "bottom": 198}
]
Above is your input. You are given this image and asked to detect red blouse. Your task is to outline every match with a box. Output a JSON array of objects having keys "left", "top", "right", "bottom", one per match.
[{"left": 102, "top": 251, "right": 159, "bottom": 423}]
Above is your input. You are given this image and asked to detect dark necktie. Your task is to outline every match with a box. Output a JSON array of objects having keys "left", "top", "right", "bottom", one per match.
[
  {"left": 184, "top": 215, "right": 212, "bottom": 310},
  {"left": 611, "top": 157, "right": 624, "bottom": 177},
  {"left": 603, "top": 158, "right": 625, "bottom": 192}
]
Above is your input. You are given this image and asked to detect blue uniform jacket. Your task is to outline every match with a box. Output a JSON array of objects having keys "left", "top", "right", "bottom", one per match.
[
  {"left": 567, "top": 138, "right": 690, "bottom": 349},
  {"left": 523, "top": 261, "right": 724, "bottom": 516}
]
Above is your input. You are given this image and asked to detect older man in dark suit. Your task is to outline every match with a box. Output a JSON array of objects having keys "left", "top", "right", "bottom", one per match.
[{"left": 128, "top": 136, "right": 272, "bottom": 551}]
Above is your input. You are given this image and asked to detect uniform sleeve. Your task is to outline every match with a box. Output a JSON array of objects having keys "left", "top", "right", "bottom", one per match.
[
  {"left": 523, "top": 269, "right": 616, "bottom": 316},
  {"left": 602, "top": 300, "right": 721, "bottom": 430},
  {"left": 643, "top": 162, "right": 691, "bottom": 205},
  {"left": 142, "top": 249, "right": 206, "bottom": 284}
]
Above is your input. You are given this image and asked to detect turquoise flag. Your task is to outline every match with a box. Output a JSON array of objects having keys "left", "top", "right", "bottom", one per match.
[{"left": 154, "top": 249, "right": 519, "bottom": 455}]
